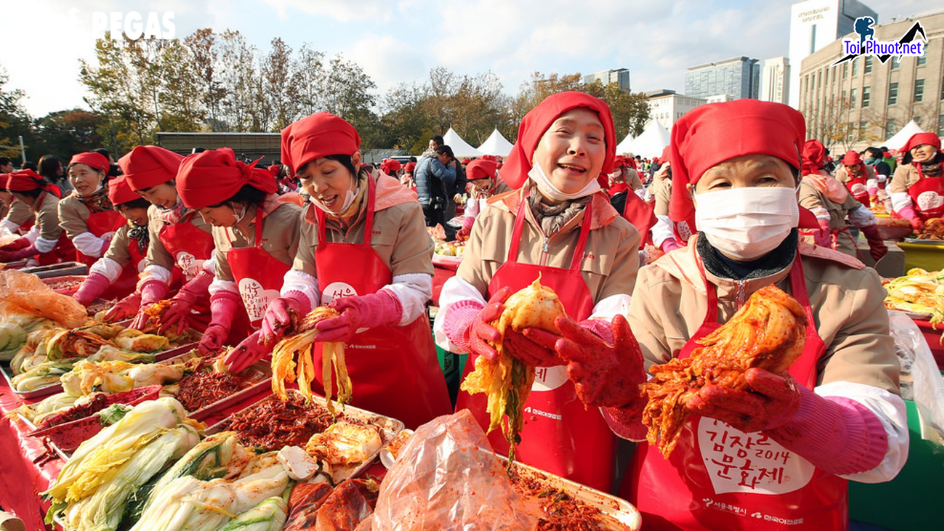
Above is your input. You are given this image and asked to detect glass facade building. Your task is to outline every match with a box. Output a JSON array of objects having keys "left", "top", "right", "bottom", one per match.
[{"left": 685, "top": 57, "right": 761, "bottom": 100}]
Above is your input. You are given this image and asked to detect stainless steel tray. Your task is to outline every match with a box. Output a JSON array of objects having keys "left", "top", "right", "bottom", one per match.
[
  {"left": 207, "top": 390, "right": 404, "bottom": 482},
  {"left": 902, "top": 238, "right": 944, "bottom": 245},
  {"left": 20, "top": 261, "right": 88, "bottom": 278}
]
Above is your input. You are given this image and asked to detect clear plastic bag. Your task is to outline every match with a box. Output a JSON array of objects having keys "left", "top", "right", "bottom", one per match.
[
  {"left": 362, "top": 410, "right": 541, "bottom": 531},
  {"left": 0, "top": 270, "right": 87, "bottom": 328},
  {"left": 888, "top": 310, "right": 944, "bottom": 444}
]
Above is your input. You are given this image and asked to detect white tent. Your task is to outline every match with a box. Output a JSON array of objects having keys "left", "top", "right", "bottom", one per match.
[
  {"left": 476, "top": 128, "right": 514, "bottom": 157},
  {"left": 624, "top": 121, "right": 670, "bottom": 158},
  {"left": 442, "top": 127, "right": 484, "bottom": 158},
  {"left": 884, "top": 120, "right": 925, "bottom": 151},
  {"left": 615, "top": 132, "right": 635, "bottom": 154}
]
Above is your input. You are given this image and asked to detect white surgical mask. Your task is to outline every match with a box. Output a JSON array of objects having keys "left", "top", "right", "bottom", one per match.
[
  {"left": 694, "top": 187, "right": 799, "bottom": 261},
  {"left": 528, "top": 162, "right": 601, "bottom": 202},
  {"left": 310, "top": 187, "right": 358, "bottom": 217}
]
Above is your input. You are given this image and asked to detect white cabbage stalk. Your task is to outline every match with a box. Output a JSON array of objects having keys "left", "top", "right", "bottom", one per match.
[{"left": 218, "top": 495, "right": 288, "bottom": 531}]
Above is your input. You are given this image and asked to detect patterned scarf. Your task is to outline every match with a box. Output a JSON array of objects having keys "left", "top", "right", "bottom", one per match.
[
  {"left": 527, "top": 185, "right": 592, "bottom": 236},
  {"left": 77, "top": 186, "right": 113, "bottom": 213},
  {"left": 127, "top": 222, "right": 150, "bottom": 254},
  {"left": 918, "top": 153, "right": 943, "bottom": 178},
  {"left": 161, "top": 200, "right": 188, "bottom": 225}
]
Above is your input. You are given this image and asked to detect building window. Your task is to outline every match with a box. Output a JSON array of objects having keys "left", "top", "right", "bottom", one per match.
[
  {"left": 917, "top": 55, "right": 926, "bottom": 66},
  {"left": 843, "top": 63, "right": 848, "bottom": 78},
  {"left": 860, "top": 120, "right": 869, "bottom": 137},
  {"left": 850, "top": 88, "right": 857, "bottom": 108},
  {"left": 914, "top": 79, "right": 925, "bottom": 102},
  {"left": 888, "top": 82, "right": 898, "bottom": 105},
  {"left": 891, "top": 57, "right": 900, "bottom": 70},
  {"left": 938, "top": 115, "right": 944, "bottom": 137},
  {"left": 852, "top": 58, "right": 859, "bottom": 76},
  {"left": 885, "top": 120, "right": 897, "bottom": 138},
  {"left": 864, "top": 57, "right": 873, "bottom": 73},
  {"left": 862, "top": 86, "right": 871, "bottom": 107}
]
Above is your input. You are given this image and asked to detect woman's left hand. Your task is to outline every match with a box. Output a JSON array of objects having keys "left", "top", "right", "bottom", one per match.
[
  {"left": 314, "top": 291, "right": 402, "bottom": 343},
  {"left": 687, "top": 368, "right": 801, "bottom": 433}
]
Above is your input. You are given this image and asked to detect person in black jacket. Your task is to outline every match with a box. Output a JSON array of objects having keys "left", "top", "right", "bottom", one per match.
[{"left": 415, "top": 145, "right": 456, "bottom": 229}]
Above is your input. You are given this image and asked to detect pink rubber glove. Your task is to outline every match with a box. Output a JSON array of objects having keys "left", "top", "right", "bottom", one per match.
[
  {"left": 313, "top": 291, "right": 403, "bottom": 343},
  {"left": 441, "top": 287, "right": 512, "bottom": 360},
  {"left": 100, "top": 239, "right": 111, "bottom": 257},
  {"left": 156, "top": 270, "right": 214, "bottom": 335},
  {"left": 687, "top": 368, "right": 801, "bottom": 433},
  {"left": 860, "top": 224, "right": 888, "bottom": 262},
  {"left": 73, "top": 272, "right": 111, "bottom": 306},
  {"left": 896, "top": 206, "right": 925, "bottom": 232},
  {"left": 0, "top": 243, "right": 37, "bottom": 262},
  {"left": 552, "top": 314, "right": 647, "bottom": 408},
  {"left": 455, "top": 216, "right": 475, "bottom": 241},
  {"left": 103, "top": 292, "right": 142, "bottom": 323},
  {"left": 224, "top": 331, "right": 271, "bottom": 374},
  {"left": 129, "top": 279, "right": 170, "bottom": 330},
  {"left": 0, "top": 237, "right": 31, "bottom": 252},
  {"left": 814, "top": 219, "right": 833, "bottom": 248},
  {"left": 660, "top": 238, "right": 681, "bottom": 253},
  {"left": 198, "top": 290, "right": 241, "bottom": 355},
  {"left": 260, "top": 291, "right": 311, "bottom": 346}
]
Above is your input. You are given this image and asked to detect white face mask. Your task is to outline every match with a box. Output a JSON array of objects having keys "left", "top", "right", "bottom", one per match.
[
  {"left": 694, "top": 187, "right": 799, "bottom": 261},
  {"left": 528, "top": 162, "right": 601, "bottom": 202},
  {"left": 309, "top": 187, "right": 358, "bottom": 217}
]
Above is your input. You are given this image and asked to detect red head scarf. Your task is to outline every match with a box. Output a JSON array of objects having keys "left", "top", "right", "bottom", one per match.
[
  {"left": 119, "top": 145, "right": 183, "bottom": 192},
  {"left": 68, "top": 152, "right": 110, "bottom": 174},
  {"left": 176, "top": 148, "right": 278, "bottom": 210},
  {"left": 841, "top": 150, "right": 863, "bottom": 167},
  {"left": 502, "top": 91, "right": 616, "bottom": 189},
  {"left": 107, "top": 175, "right": 139, "bottom": 206},
  {"left": 901, "top": 132, "right": 942, "bottom": 153},
  {"left": 403, "top": 162, "right": 416, "bottom": 173},
  {"left": 610, "top": 155, "right": 625, "bottom": 173},
  {"left": 267, "top": 164, "right": 282, "bottom": 178},
  {"left": 466, "top": 158, "right": 499, "bottom": 181},
  {"left": 480, "top": 154, "right": 497, "bottom": 162},
  {"left": 668, "top": 100, "right": 804, "bottom": 225},
  {"left": 659, "top": 145, "right": 672, "bottom": 166},
  {"left": 801, "top": 139, "right": 827, "bottom": 176},
  {"left": 381, "top": 159, "right": 402, "bottom": 175},
  {"left": 3, "top": 169, "right": 62, "bottom": 198},
  {"left": 281, "top": 112, "right": 361, "bottom": 176}
]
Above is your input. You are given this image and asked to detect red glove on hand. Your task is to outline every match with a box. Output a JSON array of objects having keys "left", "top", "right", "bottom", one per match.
[
  {"left": 73, "top": 272, "right": 111, "bottom": 307},
  {"left": 813, "top": 219, "right": 833, "bottom": 248},
  {"left": 860, "top": 224, "right": 888, "bottom": 262},
  {"left": 455, "top": 216, "right": 475, "bottom": 242},
  {"left": 224, "top": 331, "right": 272, "bottom": 374},
  {"left": 314, "top": 290, "right": 403, "bottom": 343},
  {"left": 896, "top": 206, "right": 925, "bottom": 232},
  {"left": 198, "top": 290, "right": 241, "bottom": 355},
  {"left": 0, "top": 237, "right": 31, "bottom": 252},
  {"left": 554, "top": 314, "right": 647, "bottom": 408},
  {"left": 100, "top": 239, "right": 111, "bottom": 257},
  {"left": 103, "top": 292, "right": 142, "bottom": 323},
  {"left": 129, "top": 279, "right": 170, "bottom": 330},
  {"left": 260, "top": 291, "right": 311, "bottom": 346},
  {"left": 156, "top": 270, "right": 214, "bottom": 335},
  {"left": 0, "top": 242, "right": 37, "bottom": 262},
  {"left": 660, "top": 238, "right": 681, "bottom": 253},
  {"left": 686, "top": 368, "right": 801, "bottom": 433}
]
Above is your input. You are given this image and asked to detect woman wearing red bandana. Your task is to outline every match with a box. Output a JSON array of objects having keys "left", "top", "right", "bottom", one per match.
[
  {"left": 888, "top": 132, "right": 944, "bottom": 232},
  {"left": 434, "top": 92, "right": 642, "bottom": 491},
  {"left": 222, "top": 112, "right": 451, "bottom": 430},
  {"left": 71, "top": 175, "right": 151, "bottom": 308},
  {"left": 0, "top": 170, "right": 75, "bottom": 264},
  {"left": 798, "top": 140, "right": 887, "bottom": 262},
  {"left": 588, "top": 100, "right": 906, "bottom": 530},
  {"left": 454, "top": 157, "right": 510, "bottom": 241},
  {"left": 176, "top": 148, "right": 302, "bottom": 355},
  {"left": 58, "top": 152, "right": 124, "bottom": 268},
  {"left": 835, "top": 150, "right": 877, "bottom": 207}
]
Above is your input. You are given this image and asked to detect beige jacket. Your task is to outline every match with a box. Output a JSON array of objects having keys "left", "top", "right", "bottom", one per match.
[
  {"left": 292, "top": 172, "right": 434, "bottom": 278},
  {"left": 653, "top": 175, "right": 671, "bottom": 216},
  {"left": 146, "top": 206, "right": 213, "bottom": 271},
  {"left": 628, "top": 235, "right": 899, "bottom": 394},
  {"left": 33, "top": 192, "right": 64, "bottom": 241},
  {"left": 1, "top": 199, "right": 33, "bottom": 227},
  {"left": 888, "top": 163, "right": 925, "bottom": 194},
  {"left": 457, "top": 186, "right": 640, "bottom": 305},
  {"left": 57, "top": 190, "right": 111, "bottom": 239},
  {"left": 213, "top": 201, "right": 302, "bottom": 282},
  {"left": 626, "top": 168, "right": 644, "bottom": 191},
  {"left": 103, "top": 223, "right": 135, "bottom": 266},
  {"left": 835, "top": 164, "right": 876, "bottom": 184}
]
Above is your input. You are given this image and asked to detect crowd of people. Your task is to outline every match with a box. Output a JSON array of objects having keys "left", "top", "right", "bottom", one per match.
[{"left": 1, "top": 92, "right": 941, "bottom": 530}]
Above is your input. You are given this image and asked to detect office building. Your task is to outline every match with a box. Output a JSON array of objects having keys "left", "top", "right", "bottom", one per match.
[
  {"left": 685, "top": 57, "right": 761, "bottom": 100},
  {"left": 584, "top": 68, "right": 631, "bottom": 92},
  {"left": 788, "top": 0, "right": 878, "bottom": 107},
  {"left": 761, "top": 57, "right": 792, "bottom": 104},
  {"left": 798, "top": 11, "right": 944, "bottom": 151},
  {"left": 645, "top": 90, "right": 708, "bottom": 130}
]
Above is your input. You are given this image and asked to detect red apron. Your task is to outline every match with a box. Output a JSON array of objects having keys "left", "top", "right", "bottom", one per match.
[
  {"left": 309, "top": 176, "right": 451, "bottom": 430},
  {"left": 33, "top": 193, "right": 76, "bottom": 266},
  {"left": 623, "top": 251, "right": 848, "bottom": 530},
  {"left": 908, "top": 163, "right": 944, "bottom": 220},
  {"left": 77, "top": 207, "right": 122, "bottom": 267},
  {"left": 622, "top": 191, "right": 656, "bottom": 246},
  {"left": 845, "top": 174, "right": 870, "bottom": 207},
  {"left": 158, "top": 211, "right": 213, "bottom": 330},
  {"left": 454, "top": 196, "right": 616, "bottom": 492},
  {"left": 226, "top": 207, "right": 290, "bottom": 343}
]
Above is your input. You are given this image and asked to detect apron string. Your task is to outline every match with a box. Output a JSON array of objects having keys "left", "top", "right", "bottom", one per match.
[
  {"left": 506, "top": 188, "right": 595, "bottom": 271},
  {"left": 506, "top": 189, "right": 529, "bottom": 262},
  {"left": 569, "top": 199, "right": 593, "bottom": 271},
  {"left": 253, "top": 206, "right": 264, "bottom": 247}
]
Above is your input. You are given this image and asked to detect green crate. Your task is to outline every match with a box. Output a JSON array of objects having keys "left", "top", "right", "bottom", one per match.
[{"left": 848, "top": 400, "right": 944, "bottom": 530}]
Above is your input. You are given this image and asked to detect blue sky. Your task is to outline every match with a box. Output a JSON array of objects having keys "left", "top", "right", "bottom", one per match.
[{"left": 3, "top": 0, "right": 939, "bottom": 117}]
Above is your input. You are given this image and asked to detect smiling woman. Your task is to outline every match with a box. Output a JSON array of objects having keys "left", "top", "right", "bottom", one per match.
[{"left": 57, "top": 152, "right": 123, "bottom": 268}]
